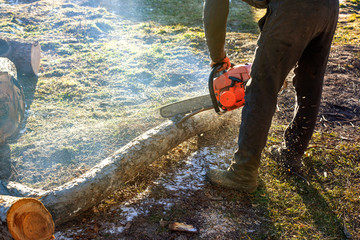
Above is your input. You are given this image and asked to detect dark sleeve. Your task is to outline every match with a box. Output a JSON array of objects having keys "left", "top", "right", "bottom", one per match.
[{"left": 203, "top": 0, "right": 229, "bottom": 63}]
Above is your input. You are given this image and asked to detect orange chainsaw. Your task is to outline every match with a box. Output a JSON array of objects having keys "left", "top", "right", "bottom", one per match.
[{"left": 160, "top": 63, "right": 251, "bottom": 118}]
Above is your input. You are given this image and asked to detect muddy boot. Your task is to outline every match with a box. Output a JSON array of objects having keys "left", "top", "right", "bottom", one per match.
[
  {"left": 0, "top": 145, "right": 11, "bottom": 180},
  {"left": 206, "top": 168, "right": 258, "bottom": 193},
  {"left": 269, "top": 146, "right": 304, "bottom": 173}
]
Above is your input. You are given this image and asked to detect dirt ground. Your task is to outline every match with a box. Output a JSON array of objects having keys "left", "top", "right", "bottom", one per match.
[{"left": 54, "top": 45, "right": 360, "bottom": 239}]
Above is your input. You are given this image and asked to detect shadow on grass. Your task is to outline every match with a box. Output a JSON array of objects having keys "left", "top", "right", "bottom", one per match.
[
  {"left": 287, "top": 175, "right": 347, "bottom": 239},
  {"left": 6, "top": 75, "right": 38, "bottom": 181},
  {"left": 250, "top": 179, "right": 281, "bottom": 239},
  {"left": 18, "top": 75, "right": 39, "bottom": 109}
]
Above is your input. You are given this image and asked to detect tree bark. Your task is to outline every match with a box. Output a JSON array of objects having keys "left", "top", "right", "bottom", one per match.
[
  {"left": 0, "top": 73, "right": 25, "bottom": 145},
  {"left": 0, "top": 39, "right": 41, "bottom": 77},
  {"left": 0, "top": 195, "right": 54, "bottom": 240},
  {"left": 3, "top": 109, "right": 241, "bottom": 225}
]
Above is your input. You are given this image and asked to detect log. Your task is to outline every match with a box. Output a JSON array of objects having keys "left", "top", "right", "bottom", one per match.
[
  {"left": 0, "top": 195, "right": 54, "bottom": 240},
  {"left": 0, "top": 39, "right": 41, "bottom": 77},
  {"left": 0, "top": 72, "right": 25, "bottom": 145},
  {"left": 3, "top": 109, "right": 241, "bottom": 224}
]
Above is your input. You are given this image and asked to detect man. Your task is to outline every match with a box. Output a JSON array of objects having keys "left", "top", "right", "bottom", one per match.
[{"left": 203, "top": 0, "right": 339, "bottom": 193}]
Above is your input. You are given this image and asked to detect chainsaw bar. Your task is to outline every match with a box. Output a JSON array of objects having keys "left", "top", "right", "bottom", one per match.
[{"left": 160, "top": 94, "right": 213, "bottom": 118}]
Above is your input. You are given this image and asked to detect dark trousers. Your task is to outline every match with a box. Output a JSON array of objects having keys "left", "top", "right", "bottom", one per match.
[{"left": 229, "top": 0, "right": 339, "bottom": 174}]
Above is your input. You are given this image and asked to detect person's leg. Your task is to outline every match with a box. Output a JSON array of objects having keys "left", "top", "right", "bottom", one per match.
[{"left": 280, "top": 1, "right": 339, "bottom": 169}]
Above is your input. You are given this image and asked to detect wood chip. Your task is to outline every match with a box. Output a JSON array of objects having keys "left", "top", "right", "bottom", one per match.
[{"left": 169, "top": 222, "right": 198, "bottom": 233}]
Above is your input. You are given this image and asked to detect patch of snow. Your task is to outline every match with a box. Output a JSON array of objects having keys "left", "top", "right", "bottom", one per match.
[
  {"left": 101, "top": 146, "right": 233, "bottom": 234},
  {"left": 105, "top": 225, "right": 125, "bottom": 234},
  {"left": 161, "top": 146, "right": 232, "bottom": 193},
  {"left": 19, "top": 128, "right": 26, "bottom": 134},
  {"left": 157, "top": 199, "right": 174, "bottom": 210},
  {"left": 119, "top": 206, "right": 141, "bottom": 223},
  {"left": 54, "top": 231, "right": 75, "bottom": 240},
  {"left": 57, "top": 144, "right": 235, "bottom": 237}
]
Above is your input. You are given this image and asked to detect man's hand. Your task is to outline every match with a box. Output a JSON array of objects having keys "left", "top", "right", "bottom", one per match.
[{"left": 210, "top": 56, "right": 231, "bottom": 72}]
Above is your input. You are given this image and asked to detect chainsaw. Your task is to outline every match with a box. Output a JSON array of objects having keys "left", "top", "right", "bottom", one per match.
[{"left": 160, "top": 63, "right": 251, "bottom": 120}]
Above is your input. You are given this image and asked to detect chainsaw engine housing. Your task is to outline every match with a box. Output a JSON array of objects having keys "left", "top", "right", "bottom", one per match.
[{"left": 209, "top": 64, "right": 251, "bottom": 113}]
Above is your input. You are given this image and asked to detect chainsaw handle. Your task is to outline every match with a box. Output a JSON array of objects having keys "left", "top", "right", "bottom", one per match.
[
  {"left": 210, "top": 63, "right": 227, "bottom": 77},
  {"left": 211, "top": 63, "right": 223, "bottom": 74},
  {"left": 209, "top": 64, "right": 227, "bottom": 114}
]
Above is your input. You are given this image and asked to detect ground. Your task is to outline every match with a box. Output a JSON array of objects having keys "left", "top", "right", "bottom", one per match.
[
  {"left": 54, "top": 45, "right": 360, "bottom": 240},
  {"left": 0, "top": 0, "right": 359, "bottom": 239}
]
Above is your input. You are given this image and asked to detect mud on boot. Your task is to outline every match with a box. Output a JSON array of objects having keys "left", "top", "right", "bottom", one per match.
[{"left": 206, "top": 168, "right": 258, "bottom": 193}]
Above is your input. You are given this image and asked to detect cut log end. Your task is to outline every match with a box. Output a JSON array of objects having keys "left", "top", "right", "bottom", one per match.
[
  {"left": 30, "top": 42, "right": 41, "bottom": 75},
  {"left": 7, "top": 198, "right": 54, "bottom": 240}
]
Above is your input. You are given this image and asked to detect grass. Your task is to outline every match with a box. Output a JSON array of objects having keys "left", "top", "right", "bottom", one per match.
[
  {"left": 334, "top": 0, "right": 360, "bottom": 45},
  {"left": 256, "top": 128, "right": 360, "bottom": 239}
]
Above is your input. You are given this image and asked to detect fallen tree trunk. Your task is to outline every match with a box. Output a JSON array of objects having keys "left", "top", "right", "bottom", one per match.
[
  {"left": 0, "top": 195, "right": 54, "bottom": 240},
  {"left": 0, "top": 39, "right": 41, "bottom": 77},
  {"left": 4, "top": 109, "right": 241, "bottom": 225}
]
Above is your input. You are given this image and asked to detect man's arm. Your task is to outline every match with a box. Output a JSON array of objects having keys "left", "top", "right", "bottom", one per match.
[{"left": 203, "top": 0, "right": 229, "bottom": 64}]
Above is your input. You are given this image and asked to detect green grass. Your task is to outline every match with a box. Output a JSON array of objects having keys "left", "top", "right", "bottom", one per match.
[
  {"left": 257, "top": 128, "right": 360, "bottom": 239},
  {"left": 334, "top": 0, "right": 360, "bottom": 45}
]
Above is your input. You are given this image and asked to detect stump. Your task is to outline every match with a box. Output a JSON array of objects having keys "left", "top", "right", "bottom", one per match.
[
  {"left": 0, "top": 39, "right": 41, "bottom": 77},
  {"left": 0, "top": 195, "right": 54, "bottom": 240},
  {"left": 0, "top": 72, "right": 25, "bottom": 145}
]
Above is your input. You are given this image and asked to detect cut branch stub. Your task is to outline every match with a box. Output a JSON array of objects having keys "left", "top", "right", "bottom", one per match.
[{"left": 0, "top": 39, "right": 41, "bottom": 77}]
